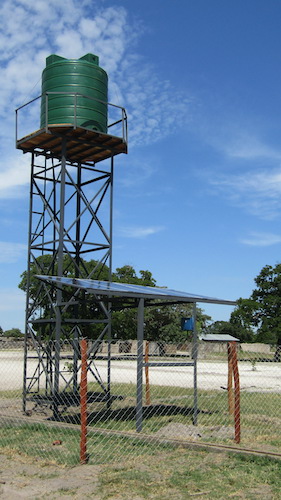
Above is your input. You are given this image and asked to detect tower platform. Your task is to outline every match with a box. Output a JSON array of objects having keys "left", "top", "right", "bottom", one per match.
[{"left": 16, "top": 124, "right": 128, "bottom": 163}]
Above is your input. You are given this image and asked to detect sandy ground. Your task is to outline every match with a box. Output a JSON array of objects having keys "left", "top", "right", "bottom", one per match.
[
  {"left": 0, "top": 450, "right": 101, "bottom": 499},
  {"left": 1, "top": 350, "right": 281, "bottom": 392}
]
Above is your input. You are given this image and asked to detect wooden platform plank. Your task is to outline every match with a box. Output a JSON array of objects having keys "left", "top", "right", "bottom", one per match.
[{"left": 16, "top": 125, "right": 127, "bottom": 163}]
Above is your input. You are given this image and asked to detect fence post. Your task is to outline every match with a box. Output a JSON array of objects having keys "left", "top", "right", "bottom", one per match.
[
  {"left": 145, "top": 340, "right": 151, "bottom": 405},
  {"left": 231, "top": 342, "right": 241, "bottom": 444},
  {"left": 80, "top": 338, "right": 88, "bottom": 464},
  {"left": 227, "top": 342, "right": 234, "bottom": 415}
]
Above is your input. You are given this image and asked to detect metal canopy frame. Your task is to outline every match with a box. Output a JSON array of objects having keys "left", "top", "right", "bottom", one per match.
[
  {"left": 37, "top": 275, "right": 236, "bottom": 431},
  {"left": 35, "top": 276, "right": 237, "bottom": 306}
]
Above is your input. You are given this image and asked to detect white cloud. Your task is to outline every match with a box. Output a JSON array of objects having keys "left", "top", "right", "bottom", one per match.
[
  {"left": 118, "top": 225, "right": 164, "bottom": 238},
  {"left": 0, "top": 0, "right": 191, "bottom": 195},
  {"left": 240, "top": 232, "right": 281, "bottom": 247},
  {"left": 210, "top": 167, "right": 281, "bottom": 219},
  {"left": 117, "top": 67, "right": 191, "bottom": 146},
  {"left": 0, "top": 242, "right": 27, "bottom": 263},
  {"left": 0, "top": 154, "right": 31, "bottom": 199},
  {"left": 220, "top": 134, "right": 281, "bottom": 161}
]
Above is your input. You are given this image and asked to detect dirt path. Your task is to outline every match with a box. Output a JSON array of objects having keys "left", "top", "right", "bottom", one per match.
[
  {"left": 0, "top": 450, "right": 101, "bottom": 499},
  {"left": 1, "top": 350, "right": 281, "bottom": 392}
]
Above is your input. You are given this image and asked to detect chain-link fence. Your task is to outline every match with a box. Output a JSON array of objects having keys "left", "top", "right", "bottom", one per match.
[{"left": 1, "top": 337, "right": 280, "bottom": 465}]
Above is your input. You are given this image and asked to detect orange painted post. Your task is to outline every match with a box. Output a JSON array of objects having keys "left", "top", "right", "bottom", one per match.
[
  {"left": 80, "top": 338, "right": 88, "bottom": 464},
  {"left": 227, "top": 342, "right": 234, "bottom": 415},
  {"left": 145, "top": 340, "right": 151, "bottom": 405},
  {"left": 231, "top": 342, "right": 241, "bottom": 444}
]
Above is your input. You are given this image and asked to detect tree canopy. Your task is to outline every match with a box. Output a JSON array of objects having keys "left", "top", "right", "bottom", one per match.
[
  {"left": 229, "top": 263, "right": 281, "bottom": 345},
  {"left": 3, "top": 328, "right": 23, "bottom": 338}
]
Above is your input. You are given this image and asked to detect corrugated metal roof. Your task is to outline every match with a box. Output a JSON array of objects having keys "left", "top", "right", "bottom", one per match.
[
  {"left": 199, "top": 334, "right": 240, "bottom": 342},
  {"left": 36, "top": 276, "right": 237, "bottom": 306}
]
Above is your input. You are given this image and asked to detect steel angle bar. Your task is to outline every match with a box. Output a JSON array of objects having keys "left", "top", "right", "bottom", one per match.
[
  {"left": 63, "top": 355, "right": 107, "bottom": 395},
  {"left": 81, "top": 164, "right": 112, "bottom": 176},
  {"left": 64, "top": 319, "right": 109, "bottom": 324},
  {"left": 81, "top": 172, "right": 110, "bottom": 187},
  {"left": 33, "top": 160, "right": 61, "bottom": 176},
  {"left": 92, "top": 296, "right": 111, "bottom": 317},
  {"left": 84, "top": 250, "right": 111, "bottom": 280},
  {"left": 33, "top": 181, "right": 62, "bottom": 236},
  {"left": 61, "top": 327, "right": 109, "bottom": 392},
  {"left": 66, "top": 164, "right": 110, "bottom": 206},
  {"left": 143, "top": 362, "right": 195, "bottom": 367},
  {"left": 87, "top": 362, "right": 108, "bottom": 393},
  {"left": 64, "top": 189, "right": 78, "bottom": 208},
  {"left": 25, "top": 328, "right": 54, "bottom": 392},
  {"left": 26, "top": 283, "right": 56, "bottom": 319},
  {"left": 64, "top": 172, "right": 111, "bottom": 242},
  {"left": 87, "top": 250, "right": 110, "bottom": 279},
  {"left": 30, "top": 194, "right": 56, "bottom": 242},
  {"left": 70, "top": 174, "right": 111, "bottom": 229},
  {"left": 87, "top": 326, "right": 110, "bottom": 358},
  {"left": 77, "top": 244, "right": 111, "bottom": 253}
]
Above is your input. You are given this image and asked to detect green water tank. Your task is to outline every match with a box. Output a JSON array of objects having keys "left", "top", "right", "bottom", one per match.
[{"left": 40, "top": 53, "right": 108, "bottom": 133}]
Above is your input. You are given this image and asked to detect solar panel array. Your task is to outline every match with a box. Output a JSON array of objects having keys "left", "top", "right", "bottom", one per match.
[{"left": 36, "top": 275, "right": 236, "bottom": 306}]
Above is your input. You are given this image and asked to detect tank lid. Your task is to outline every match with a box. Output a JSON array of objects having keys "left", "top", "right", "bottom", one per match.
[{"left": 45, "top": 53, "right": 100, "bottom": 67}]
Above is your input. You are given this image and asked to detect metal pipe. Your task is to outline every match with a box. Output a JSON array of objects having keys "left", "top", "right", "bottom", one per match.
[
  {"left": 53, "top": 139, "right": 66, "bottom": 418},
  {"left": 80, "top": 338, "right": 88, "bottom": 464},
  {"left": 23, "top": 153, "right": 35, "bottom": 413},
  {"left": 145, "top": 341, "right": 151, "bottom": 405},
  {"left": 107, "top": 157, "right": 114, "bottom": 409}
]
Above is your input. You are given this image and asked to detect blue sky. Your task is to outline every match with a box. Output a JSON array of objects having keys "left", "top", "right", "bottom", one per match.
[{"left": 1, "top": 0, "right": 281, "bottom": 330}]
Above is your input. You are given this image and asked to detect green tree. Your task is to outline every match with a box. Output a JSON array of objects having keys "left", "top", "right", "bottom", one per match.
[
  {"left": 206, "top": 319, "right": 254, "bottom": 343},
  {"left": 111, "top": 265, "right": 157, "bottom": 340},
  {"left": 4, "top": 327, "right": 23, "bottom": 338},
  {"left": 251, "top": 264, "right": 281, "bottom": 344},
  {"left": 230, "top": 263, "right": 281, "bottom": 349},
  {"left": 113, "top": 265, "right": 156, "bottom": 286},
  {"left": 19, "top": 255, "right": 111, "bottom": 339},
  {"left": 0, "top": 326, "right": 3, "bottom": 336}
]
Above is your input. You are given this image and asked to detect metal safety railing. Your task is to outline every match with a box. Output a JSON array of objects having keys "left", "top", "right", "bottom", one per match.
[{"left": 15, "top": 92, "right": 128, "bottom": 146}]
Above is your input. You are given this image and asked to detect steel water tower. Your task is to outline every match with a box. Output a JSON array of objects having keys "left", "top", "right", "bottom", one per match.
[{"left": 16, "top": 53, "right": 127, "bottom": 415}]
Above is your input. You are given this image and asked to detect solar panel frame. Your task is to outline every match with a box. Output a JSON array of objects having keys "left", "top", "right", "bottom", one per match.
[{"left": 36, "top": 275, "right": 237, "bottom": 306}]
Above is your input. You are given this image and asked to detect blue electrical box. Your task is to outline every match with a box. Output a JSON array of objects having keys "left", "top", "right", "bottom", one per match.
[{"left": 181, "top": 317, "right": 194, "bottom": 331}]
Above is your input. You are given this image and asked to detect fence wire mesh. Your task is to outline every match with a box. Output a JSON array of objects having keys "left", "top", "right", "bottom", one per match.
[{"left": 0, "top": 337, "right": 280, "bottom": 465}]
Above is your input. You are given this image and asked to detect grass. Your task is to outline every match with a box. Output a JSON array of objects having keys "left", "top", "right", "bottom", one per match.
[
  {"left": 202, "top": 350, "right": 275, "bottom": 362},
  {"left": 0, "top": 423, "right": 80, "bottom": 465},
  {"left": 0, "top": 421, "right": 175, "bottom": 465},
  {"left": 1, "top": 444, "right": 281, "bottom": 499},
  {"left": 78, "top": 382, "right": 281, "bottom": 452},
  {"left": 97, "top": 449, "right": 281, "bottom": 499},
  {"left": 0, "top": 381, "right": 280, "bottom": 466}
]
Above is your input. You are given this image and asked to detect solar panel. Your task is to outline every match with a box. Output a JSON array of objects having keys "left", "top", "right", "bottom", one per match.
[{"left": 36, "top": 275, "right": 236, "bottom": 306}]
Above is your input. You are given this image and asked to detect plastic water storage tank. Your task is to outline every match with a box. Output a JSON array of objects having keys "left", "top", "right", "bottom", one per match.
[{"left": 40, "top": 53, "right": 108, "bottom": 133}]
